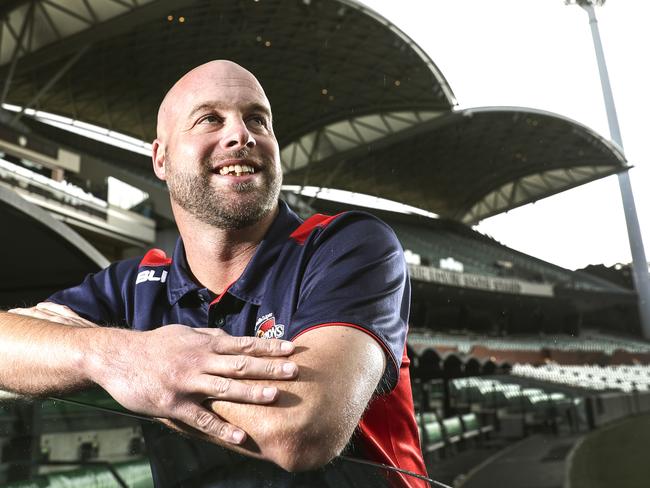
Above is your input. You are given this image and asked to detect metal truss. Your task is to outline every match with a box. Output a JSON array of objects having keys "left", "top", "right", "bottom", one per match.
[
  {"left": 280, "top": 110, "right": 443, "bottom": 173},
  {"left": 0, "top": 0, "right": 154, "bottom": 68},
  {"left": 460, "top": 164, "right": 622, "bottom": 225},
  {"left": 0, "top": 0, "right": 164, "bottom": 123}
]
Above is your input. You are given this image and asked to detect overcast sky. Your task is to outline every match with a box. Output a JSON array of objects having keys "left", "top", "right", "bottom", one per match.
[{"left": 360, "top": 0, "right": 649, "bottom": 271}]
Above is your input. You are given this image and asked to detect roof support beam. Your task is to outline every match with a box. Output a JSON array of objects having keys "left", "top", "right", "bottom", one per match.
[
  {"left": 0, "top": 0, "right": 197, "bottom": 77},
  {"left": 284, "top": 111, "right": 444, "bottom": 180},
  {"left": 36, "top": 0, "right": 60, "bottom": 40},
  {"left": 460, "top": 165, "right": 624, "bottom": 225},
  {"left": 81, "top": 0, "right": 98, "bottom": 23},
  {"left": 0, "top": 0, "right": 28, "bottom": 19},
  {"left": 41, "top": 0, "right": 92, "bottom": 24},
  {"left": 1, "top": 0, "right": 34, "bottom": 104},
  {"left": 508, "top": 181, "right": 518, "bottom": 208},
  {"left": 302, "top": 128, "right": 324, "bottom": 186},
  {"left": 10, "top": 45, "right": 90, "bottom": 126},
  {"left": 306, "top": 157, "right": 347, "bottom": 208}
]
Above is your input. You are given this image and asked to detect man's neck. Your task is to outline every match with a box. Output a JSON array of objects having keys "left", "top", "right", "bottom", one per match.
[{"left": 174, "top": 204, "right": 279, "bottom": 294}]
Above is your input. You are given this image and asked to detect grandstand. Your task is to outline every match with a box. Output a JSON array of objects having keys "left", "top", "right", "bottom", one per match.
[
  {"left": 310, "top": 199, "right": 638, "bottom": 341},
  {"left": 0, "top": 0, "right": 648, "bottom": 487}
]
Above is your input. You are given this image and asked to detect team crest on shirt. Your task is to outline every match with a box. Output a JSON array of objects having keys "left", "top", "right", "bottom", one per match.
[{"left": 255, "top": 313, "right": 285, "bottom": 339}]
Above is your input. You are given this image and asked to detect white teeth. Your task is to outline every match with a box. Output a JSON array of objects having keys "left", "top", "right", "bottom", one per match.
[{"left": 218, "top": 164, "right": 255, "bottom": 176}]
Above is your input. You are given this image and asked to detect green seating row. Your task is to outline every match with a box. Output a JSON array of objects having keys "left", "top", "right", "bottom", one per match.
[
  {"left": 0, "top": 459, "right": 153, "bottom": 488},
  {"left": 451, "top": 378, "right": 572, "bottom": 414},
  {"left": 417, "top": 412, "right": 493, "bottom": 454}
]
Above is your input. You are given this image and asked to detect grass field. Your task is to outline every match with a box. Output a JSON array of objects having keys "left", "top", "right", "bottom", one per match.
[{"left": 569, "top": 412, "right": 650, "bottom": 488}]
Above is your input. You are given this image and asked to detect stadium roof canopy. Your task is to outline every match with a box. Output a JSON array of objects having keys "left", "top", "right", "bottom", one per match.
[
  {"left": 0, "top": 0, "right": 454, "bottom": 146},
  {"left": 282, "top": 106, "right": 627, "bottom": 224},
  {"left": 0, "top": 0, "right": 628, "bottom": 223}
]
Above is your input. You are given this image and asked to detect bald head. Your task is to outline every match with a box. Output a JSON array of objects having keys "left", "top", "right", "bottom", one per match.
[
  {"left": 156, "top": 60, "right": 271, "bottom": 140},
  {"left": 150, "top": 59, "right": 282, "bottom": 230}
]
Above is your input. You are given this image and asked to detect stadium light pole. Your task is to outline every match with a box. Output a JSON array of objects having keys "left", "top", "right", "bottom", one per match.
[{"left": 566, "top": 0, "right": 650, "bottom": 339}]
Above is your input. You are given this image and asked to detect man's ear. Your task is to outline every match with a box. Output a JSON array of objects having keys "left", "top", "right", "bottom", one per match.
[{"left": 152, "top": 139, "right": 166, "bottom": 181}]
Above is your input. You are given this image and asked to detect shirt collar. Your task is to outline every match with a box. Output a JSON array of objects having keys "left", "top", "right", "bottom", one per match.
[
  {"left": 166, "top": 237, "right": 200, "bottom": 305},
  {"left": 166, "top": 200, "right": 303, "bottom": 306}
]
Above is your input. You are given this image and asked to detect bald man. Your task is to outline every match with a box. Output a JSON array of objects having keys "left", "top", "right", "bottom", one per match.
[{"left": 0, "top": 61, "right": 427, "bottom": 487}]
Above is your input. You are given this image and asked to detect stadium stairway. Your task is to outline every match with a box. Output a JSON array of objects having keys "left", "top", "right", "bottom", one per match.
[{"left": 457, "top": 432, "right": 582, "bottom": 488}]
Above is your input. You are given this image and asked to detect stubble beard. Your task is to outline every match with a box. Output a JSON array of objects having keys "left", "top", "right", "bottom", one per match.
[{"left": 165, "top": 150, "right": 282, "bottom": 230}]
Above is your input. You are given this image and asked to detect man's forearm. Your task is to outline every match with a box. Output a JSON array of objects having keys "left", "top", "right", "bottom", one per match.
[
  {"left": 0, "top": 311, "right": 98, "bottom": 396},
  {"left": 0, "top": 307, "right": 301, "bottom": 447}
]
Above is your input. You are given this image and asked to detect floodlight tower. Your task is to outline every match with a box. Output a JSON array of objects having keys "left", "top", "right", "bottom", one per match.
[{"left": 566, "top": 0, "right": 650, "bottom": 338}]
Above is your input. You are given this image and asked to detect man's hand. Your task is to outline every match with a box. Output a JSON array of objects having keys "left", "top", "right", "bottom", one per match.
[
  {"left": 86, "top": 323, "right": 298, "bottom": 445},
  {"left": 202, "top": 325, "right": 386, "bottom": 471}
]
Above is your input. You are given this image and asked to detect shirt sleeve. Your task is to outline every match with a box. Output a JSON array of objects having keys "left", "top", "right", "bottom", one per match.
[
  {"left": 288, "top": 213, "right": 410, "bottom": 391},
  {"left": 46, "top": 258, "right": 139, "bottom": 327}
]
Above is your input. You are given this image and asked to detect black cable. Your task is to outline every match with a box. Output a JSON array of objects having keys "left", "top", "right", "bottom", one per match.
[
  {"left": 339, "top": 455, "right": 453, "bottom": 488},
  {"left": 49, "top": 395, "right": 154, "bottom": 422}
]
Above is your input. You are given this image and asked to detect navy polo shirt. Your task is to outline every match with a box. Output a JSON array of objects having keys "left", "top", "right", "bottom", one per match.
[{"left": 48, "top": 200, "right": 427, "bottom": 488}]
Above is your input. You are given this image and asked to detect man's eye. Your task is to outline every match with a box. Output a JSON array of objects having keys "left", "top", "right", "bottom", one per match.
[
  {"left": 248, "top": 116, "right": 267, "bottom": 127},
  {"left": 198, "top": 115, "right": 221, "bottom": 124}
]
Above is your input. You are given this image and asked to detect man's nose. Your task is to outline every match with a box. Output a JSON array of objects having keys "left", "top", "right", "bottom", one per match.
[{"left": 222, "top": 120, "right": 255, "bottom": 150}]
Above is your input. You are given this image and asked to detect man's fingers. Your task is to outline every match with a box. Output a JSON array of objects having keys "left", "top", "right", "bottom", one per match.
[
  {"left": 203, "top": 355, "right": 297, "bottom": 380},
  {"left": 8, "top": 303, "right": 97, "bottom": 328},
  {"left": 235, "top": 335, "right": 295, "bottom": 356},
  {"left": 196, "top": 330, "right": 295, "bottom": 356},
  {"left": 193, "top": 375, "right": 280, "bottom": 404},
  {"left": 9, "top": 302, "right": 72, "bottom": 316},
  {"left": 7, "top": 307, "right": 35, "bottom": 316},
  {"left": 8, "top": 307, "right": 51, "bottom": 321},
  {"left": 35, "top": 302, "right": 71, "bottom": 313},
  {"left": 174, "top": 404, "right": 246, "bottom": 444}
]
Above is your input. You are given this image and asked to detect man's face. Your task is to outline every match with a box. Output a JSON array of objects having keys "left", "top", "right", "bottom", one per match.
[{"left": 154, "top": 62, "right": 282, "bottom": 230}]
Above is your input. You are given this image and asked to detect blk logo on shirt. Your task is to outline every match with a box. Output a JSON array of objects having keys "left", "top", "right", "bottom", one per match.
[{"left": 136, "top": 269, "right": 168, "bottom": 284}]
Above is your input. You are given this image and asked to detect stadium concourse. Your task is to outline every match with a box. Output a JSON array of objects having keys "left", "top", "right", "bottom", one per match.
[{"left": 0, "top": 0, "right": 648, "bottom": 487}]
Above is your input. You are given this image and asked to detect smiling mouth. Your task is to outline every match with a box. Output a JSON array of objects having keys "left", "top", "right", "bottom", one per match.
[{"left": 217, "top": 163, "right": 257, "bottom": 176}]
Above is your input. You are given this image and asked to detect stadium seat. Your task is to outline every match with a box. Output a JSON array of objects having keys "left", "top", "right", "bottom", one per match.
[
  {"left": 423, "top": 420, "right": 445, "bottom": 453},
  {"left": 442, "top": 416, "right": 463, "bottom": 444},
  {"left": 461, "top": 412, "right": 494, "bottom": 438}
]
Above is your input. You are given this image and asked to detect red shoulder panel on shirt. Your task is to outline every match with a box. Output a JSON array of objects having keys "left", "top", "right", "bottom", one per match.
[
  {"left": 289, "top": 213, "right": 343, "bottom": 245},
  {"left": 139, "top": 248, "right": 172, "bottom": 267},
  {"left": 358, "top": 346, "right": 429, "bottom": 488}
]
